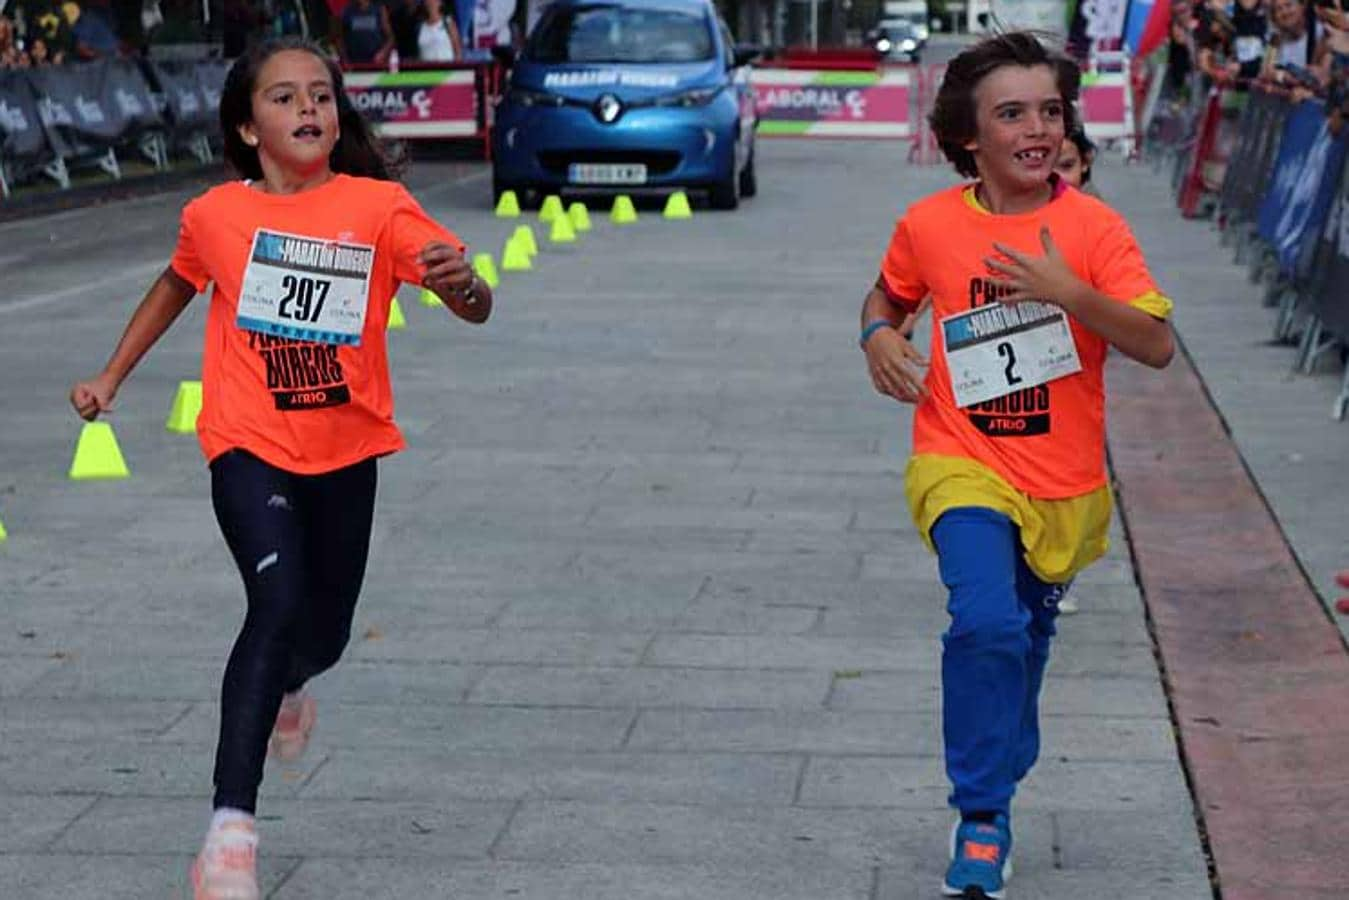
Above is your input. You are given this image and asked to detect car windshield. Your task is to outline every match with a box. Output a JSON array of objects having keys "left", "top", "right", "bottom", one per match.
[{"left": 525, "top": 4, "right": 715, "bottom": 64}]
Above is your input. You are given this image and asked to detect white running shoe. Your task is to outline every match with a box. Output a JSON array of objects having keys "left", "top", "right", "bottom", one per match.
[
  {"left": 269, "top": 691, "right": 317, "bottom": 761},
  {"left": 190, "top": 818, "right": 259, "bottom": 900}
]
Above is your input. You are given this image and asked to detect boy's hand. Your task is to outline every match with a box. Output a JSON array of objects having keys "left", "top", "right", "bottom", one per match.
[
  {"left": 418, "top": 241, "right": 473, "bottom": 299},
  {"left": 70, "top": 372, "right": 118, "bottom": 421},
  {"left": 986, "top": 227, "right": 1088, "bottom": 313},
  {"left": 863, "top": 327, "right": 929, "bottom": 404}
]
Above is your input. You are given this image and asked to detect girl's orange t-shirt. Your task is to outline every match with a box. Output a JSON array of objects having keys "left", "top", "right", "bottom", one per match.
[
  {"left": 170, "top": 174, "right": 463, "bottom": 475},
  {"left": 880, "top": 183, "right": 1171, "bottom": 500}
]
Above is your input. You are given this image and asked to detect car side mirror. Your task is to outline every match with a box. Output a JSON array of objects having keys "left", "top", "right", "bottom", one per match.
[
  {"left": 491, "top": 45, "right": 517, "bottom": 67},
  {"left": 732, "top": 44, "right": 763, "bottom": 68}
]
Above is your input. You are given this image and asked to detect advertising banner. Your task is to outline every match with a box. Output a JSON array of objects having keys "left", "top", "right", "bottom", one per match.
[
  {"left": 1258, "top": 101, "right": 1328, "bottom": 245},
  {"left": 152, "top": 61, "right": 215, "bottom": 136},
  {"left": 1080, "top": 70, "right": 1130, "bottom": 140},
  {"left": 27, "top": 61, "right": 131, "bottom": 151},
  {"left": 753, "top": 68, "right": 912, "bottom": 139},
  {"left": 343, "top": 69, "right": 478, "bottom": 139}
]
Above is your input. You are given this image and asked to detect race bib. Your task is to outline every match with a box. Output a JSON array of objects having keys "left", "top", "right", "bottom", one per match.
[
  {"left": 941, "top": 301, "right": 1082, "bottom": 409},
  {"left": 237, "top": 229, "right": 375, "bottom": 346}
]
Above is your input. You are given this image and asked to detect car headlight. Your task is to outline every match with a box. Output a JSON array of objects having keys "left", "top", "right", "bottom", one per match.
[
  {"left": 655, "top": 85, "right": 723, "bottom": 107},
  {"left": 507, "top": 86, "right": 565, "bottom": 108},
  {"left": 876, "top": 37, "right": 893, "bottom": 52},
  {"left": 916, "top": 24, "right": 929, "bottom": 40},
  {"left": 900, "top": 38, "right": 917, "bottom": 52}
]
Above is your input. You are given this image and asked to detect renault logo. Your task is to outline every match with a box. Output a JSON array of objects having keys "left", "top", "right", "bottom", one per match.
[{"left": 595, "top": 94, "right": 623, "bottom": 124}]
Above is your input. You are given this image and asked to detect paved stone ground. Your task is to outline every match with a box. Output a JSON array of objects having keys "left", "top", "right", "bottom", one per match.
[{"left": 0, "top": 142, "right": 1216, "bottom": 898}]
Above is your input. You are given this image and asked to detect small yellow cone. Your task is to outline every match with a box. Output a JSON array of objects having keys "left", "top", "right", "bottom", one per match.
[
  {"left": 419, "top": 287, "right": 441, "bottom": 308},
  {"left": 495, "top": 190, "right": 521, "bottom": 218},
  {"left": 165, "top": 380, "right": 203, "bottom": 434},
  {"left": 501, "top": 235, "right": 533, "bottom": 271},
  {"left": 69, "top": 421, "right": 130, "bottom": 480},
  {"left": 611, "top": 194, "right": 638, "bottom": 225},
  {"left": 568, "top": 202, "right": 592, "bottom": 232},
  {"left": 539, "top": 194, "right": 564, "bottom": 223},
  {"left": 388, "top": 297, "right": 407, "bottom": 330},
  {"left": 472, "top": 253, "right": 501, "bottom": 289},
  {"left": 513, "top": 225, "right": 539, "bottom": 257},
  {"left": 663, "top": 191, "right": 693, "bottom": 220},
  {"left": 549, "top": 212, "right": 578, "bottom": 244}
]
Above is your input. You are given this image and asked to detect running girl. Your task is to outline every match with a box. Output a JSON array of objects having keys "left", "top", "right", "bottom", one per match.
[
  {"left": 857, "top": 32, "right": 1173, "bottom": 899},
  {"left": 69, "top": 37, "right": 492, "bottom": 900}
]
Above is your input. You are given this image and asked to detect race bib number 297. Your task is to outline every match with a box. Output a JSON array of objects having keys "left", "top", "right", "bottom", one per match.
[{"left": 237, "top": 229, "right": 375, "bottom": 346}]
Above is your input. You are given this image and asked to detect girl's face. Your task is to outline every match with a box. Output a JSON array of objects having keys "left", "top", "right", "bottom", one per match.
[
  {"left": 965, "top": 64, "right": 1066, "bottom": 194},
  {"left": 426, "top": 0, "right": 442, "bottom": 16},
  {"left": 1054, "top": 137, "right": 1087, "bottom": 187},
  {"left": 238, "top": 50, "right": 340, "bottom": 180}
]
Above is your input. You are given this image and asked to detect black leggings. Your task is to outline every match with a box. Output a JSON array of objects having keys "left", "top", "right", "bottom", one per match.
[{"left": 209, "top": 449, "right": 377, "bottom": 813}]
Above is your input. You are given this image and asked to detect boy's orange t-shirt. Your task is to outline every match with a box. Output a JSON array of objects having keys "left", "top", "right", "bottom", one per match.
[
  {"left": 170, "top": 174, "right": 463, "bottom": 475},
  {"left": 880, "top": 183, "right": 1169, "bottom": 500}
]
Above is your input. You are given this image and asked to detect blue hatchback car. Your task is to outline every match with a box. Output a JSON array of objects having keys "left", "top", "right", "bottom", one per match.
[{"left": 492, "top": 0, "right": 759, "bottom": 209}]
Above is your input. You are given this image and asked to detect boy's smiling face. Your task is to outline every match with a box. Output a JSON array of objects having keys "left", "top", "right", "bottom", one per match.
[{"left": 964, "top": 64, "right": 1066, "bottom": 195}]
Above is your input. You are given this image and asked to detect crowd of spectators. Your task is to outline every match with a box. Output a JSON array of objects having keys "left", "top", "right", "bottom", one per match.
[
  {"left": 1, "top": 0, "right": 142, "bottom": 69},
  {"left": 1164, "top": 0, "right": 1349, "bottom": 109}
]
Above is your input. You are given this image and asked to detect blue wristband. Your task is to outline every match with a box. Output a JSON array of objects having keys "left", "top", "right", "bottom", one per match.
[{"left": 859, "top": 319, "right": 895, "bottom": 348}]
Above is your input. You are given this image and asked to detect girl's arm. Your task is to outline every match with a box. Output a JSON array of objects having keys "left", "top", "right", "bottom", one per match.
[
  {"left": 419, "top": 241, "right": 492, "bottom": 324},
  {"left": 70, "top": 267, "right": 197, "bottom": 420},
  {"left": 377, "top": 7, "right": 396, "bottom": 63},
  {"left": 987, "top": 228, "right": 1174, "bottom": 369},
  {"left": 450, "top": 18, "right": 464, "bottom": 59}
]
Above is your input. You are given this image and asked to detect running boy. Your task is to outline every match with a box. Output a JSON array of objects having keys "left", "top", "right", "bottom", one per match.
[
  {"left": 857, "top": 33, "right": 1174, "bottom": 899},
  {"left": 70, "top": 37, "right": 492, "bottom": 900}
]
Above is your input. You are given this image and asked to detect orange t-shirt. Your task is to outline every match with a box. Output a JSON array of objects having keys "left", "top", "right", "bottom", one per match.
[
  {"left": 170, "top": 174, "right": 462, "bottom": 475},
  {"left": 880, "top": 183, "right": 1169, "bottom": 500}
]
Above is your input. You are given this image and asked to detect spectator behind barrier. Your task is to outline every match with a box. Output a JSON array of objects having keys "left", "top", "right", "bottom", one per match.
[
  {"left": 14, "top": 0, "right": 77, "bottom": 63},
  {"left": 0, "top": 14, "right": 26, "bottom": 68},
  {"left": 417, "top": 0, "right": 464, "bottom": 62},
  {"left": 64, "top": 1, "right": 122, "bottom": 59},
  {"left": 1266, "top": 0, "right": 1318, "bottom": 75},
  {"left": 389, "top": 0, "right": 422, "bottom": 62},
  {"left": 340, "top": 0, "right": 394, "bottom": 65}
]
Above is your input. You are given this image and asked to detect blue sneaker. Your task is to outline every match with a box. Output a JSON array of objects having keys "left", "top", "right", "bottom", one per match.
[{"left": 942, "top": 815, "right": 1012, "bottom": 899}]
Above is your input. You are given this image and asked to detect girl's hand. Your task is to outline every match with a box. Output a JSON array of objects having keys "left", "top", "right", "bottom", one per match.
[
  {"left": 863, "top": 327, "right": 929, "bottom": 404},
  {"left": 70, "top": 372, "right": 118, "bottom": 421},
  {"left": 418, "top": 241, "right": 473, "bottom": 299},
  {"left": 986, "top": 227, "right": 1088, "bottom": 312}
]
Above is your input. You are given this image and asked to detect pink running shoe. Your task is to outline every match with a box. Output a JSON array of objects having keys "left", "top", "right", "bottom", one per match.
[
  {"left": 268, "top": 692, "right": 317, "bottom": 762},
  {"left": 190, "top": 820, "right": 259, "bottom": 900}
]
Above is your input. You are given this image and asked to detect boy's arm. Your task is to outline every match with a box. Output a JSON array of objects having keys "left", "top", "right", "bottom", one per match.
[
  {"left": 987, "top": 226, "right": 1174, "bottom": 369},
  {"left": 860, "top": 276, "right": 929, "bottom": 403}
]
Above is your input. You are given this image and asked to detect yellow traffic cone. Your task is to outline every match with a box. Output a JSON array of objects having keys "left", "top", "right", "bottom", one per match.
[
  {"left": 568, "top": 201, "right": 592, "bottom": 232},
  {"left": 549, "top": 212, "right": 578, "bottom": 244},
  {"left": 419, "top": 287, "right": 441, "bottom": 308},
  {"left": 495, "top": 190, "right": 521, "bottom": 218},
  {"left": 513, "top": 224, "right": 539, "bottom": 257},
  {"left": 165, "top": 380, "right": 202, "bottom": 434},
  {"left": 611, "top": 195, "right": 638, "bottom": 225},
  {"left": 540, "top": 194, "right": 564, "bottom": 223},
  {"left": 69, "top": 421, "right": 130, "bottom": 480},
  {"left": 0, "top": 514, "right": 8, "bottom": 542},
  {"left": 473, "top": 253, "right": 501, "bottom": 289},
  {"left": 388, "top": 297, "right": 407, "bottom": 330},
  {"left": 501, "top": 235, "right": 533, "bottom": 271},
  {"left": 663, "top": 191, "right": 693, "bottom": 220}
]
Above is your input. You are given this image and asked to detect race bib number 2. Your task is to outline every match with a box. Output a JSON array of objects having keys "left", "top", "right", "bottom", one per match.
[
  {"left": 941, "top": 301, "right": 1082, "bottom": 409},
  {"left": 237, "top": 229, "right": 375, "bottom": 346}
]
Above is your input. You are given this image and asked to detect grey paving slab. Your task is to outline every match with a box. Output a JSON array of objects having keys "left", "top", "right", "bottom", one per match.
[
  {"left": 346, "top": 625, "right": 650, "bottom": 666},
  {"left": 468, "top": 664, "right": 830, "bottom": 709},
  {"left": 0, "top": 698, "right": 192, "bottom": 741},
  {"left": 274, "top": 860, "right": 874, "bottom": 900},
  {"left": 875, "top": 865, "right": 1214, "bottom": 900},
  {"left": 300, "top": 749, "right": 800, "bottom": 804},
  {"left": 162, "top": 701, "right": 634, "bottom": 752},
  {"left": 0, "top": 853, "right": 300, "bottom": 900},
  {"left": 0, "top": 795, "right": 98, "bottom": 851},
  {"left": 828, "top": 670, "right": 1168, "bottom": 718},
  {"left": 53, "top": 796, "right": 514, "bottom": 858}
]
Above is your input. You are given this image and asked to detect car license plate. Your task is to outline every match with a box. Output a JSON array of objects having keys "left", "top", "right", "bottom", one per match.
[{"left": 568, "top": 163, "right": 648, "bottom": 185}]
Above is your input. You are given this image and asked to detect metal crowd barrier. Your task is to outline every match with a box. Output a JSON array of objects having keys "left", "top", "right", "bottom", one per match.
[
  {"left": 1179, "top": 84, "right": 1349, "bottom": 422},
  {"left": 0, "top": 58, "right": 227, "bottom": 200}
]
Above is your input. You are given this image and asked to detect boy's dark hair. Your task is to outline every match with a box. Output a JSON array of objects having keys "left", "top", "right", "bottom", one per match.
[
  {"left": 220, "top": 37, "right": 403, "bottom": 182},
  {"left": 929, "top": 31, "right": 1081, "bottom": 178}
]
